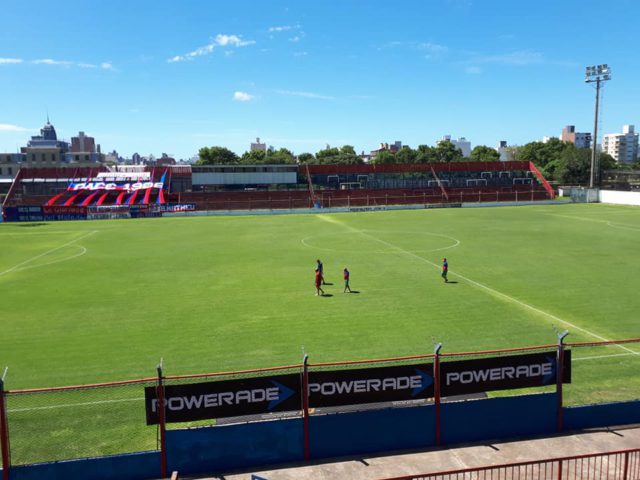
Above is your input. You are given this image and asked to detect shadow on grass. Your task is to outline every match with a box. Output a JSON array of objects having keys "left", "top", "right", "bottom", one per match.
[
  {"left": 347, "top": 290, "right": 360, "bottom": 294},
  {"left": 445, "top": 281, "right": 458, "bottom": 284},
  {"left": 321, "top": 293, "right": 334, "bottom": 297}
]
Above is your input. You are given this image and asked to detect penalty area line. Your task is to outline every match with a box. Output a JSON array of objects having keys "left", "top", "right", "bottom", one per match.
[
  {"left": 0, "top": 230, "right": 97, "bottom": 277},
  {"left": 349, "top": 227, "right": 638, "bottom": 357}
]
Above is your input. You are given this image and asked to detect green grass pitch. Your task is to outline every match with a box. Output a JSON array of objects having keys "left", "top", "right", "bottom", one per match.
[{"left": 1, "top": 203, "right": 639, "bottom": 463}]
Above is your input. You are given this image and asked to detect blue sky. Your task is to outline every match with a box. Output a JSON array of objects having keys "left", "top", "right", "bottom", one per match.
[{"left": 0, "top": 0, "right": 638, "bottom": 159}]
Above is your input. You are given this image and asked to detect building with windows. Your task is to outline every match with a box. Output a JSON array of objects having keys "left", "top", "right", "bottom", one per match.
[
  {"left": 439, "top": 135, "right": 471, "bottom": 158},
  {"left": 68, "top": 131, "right": 103, "bottom": 163},
  {"left": 20, "top": 120, "right": 70, "bottom": 165},
  {"left": 603, "top": 125, "right": 639, "bottom": 164},
  {"left": 250, "top": 137, "right": 267, "bottom": 152},
  {"left": 370, "top": 141, "right": 402, "bottom": 157},
  {"left": 561, "top": 125, "right": 592, "bottom": 149}
]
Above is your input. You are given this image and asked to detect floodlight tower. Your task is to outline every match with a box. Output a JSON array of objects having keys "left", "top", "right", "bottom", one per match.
[{"left": 585, "top": 64, "right": 611, "bottom": 188}]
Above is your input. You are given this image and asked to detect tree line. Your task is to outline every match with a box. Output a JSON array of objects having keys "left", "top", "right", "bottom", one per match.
[{"left": 197, "top": 138, "right": 625, "bottom": 184}]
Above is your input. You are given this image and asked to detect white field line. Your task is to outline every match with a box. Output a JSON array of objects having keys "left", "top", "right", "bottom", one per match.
[
  {"left": 574, "top": 352, "right": 639, "bottom": 362},
  {"left": 544, "top": 213, "right": 640, "bottom": 232},
  {"left": 0, "top": 230, "right": 97, "bottom": 277},
  {"left": 315, "top": 215, "right": 638, "bottom": 356},
  {"left": 12, "top": 246, "right": 87, "bottom": 272},
  {"left": 300, "top": 231, "right": 460, "bottom": 254},
  {"left": 7, "top": 397, "right": 143, "bottom": 413}
]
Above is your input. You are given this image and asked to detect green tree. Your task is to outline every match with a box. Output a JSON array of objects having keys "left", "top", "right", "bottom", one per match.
[
  {"left": 297, "top": 152, "right": 316, "bottom": 164},
  {"left": 599, "top": 152, "right": 617, "bottom": 172},
  {"left": 396, "top": 145, "right": 417, "bottom": 164},
  {"left": 469, "top": 145, "right": 500, "bottom": 162},
  {"left": 314, "top": 146, "right": 363, "bottom": 164},
  {"left": 554, "top": 146, "right": 590, "bottom": 184},
  {"left": 338, "top": 145, "right": 364, "bottom": 164},
  {"left": 239, "top": 149, "right": 267, "bottom": 164},
  {"left": 416, "top": 144, "right": 436, "bottom": 164},
  {"left": 516, "top": 138, "right": 570, "bottom": 178},
  {"left": 197, "top": 146, "right": 239, "bottom": 165},
  {"left": 265, "top": 148, "right": 296, "bottom": 164},
  {"left": 434, "top": 140, "right": 463, "bottom": 163},
  {"left": 315, "top": 147, "right": 341, "bottom": 164},
  {"left": 371, "top": 150, "right": 396, "bottom": 164}
]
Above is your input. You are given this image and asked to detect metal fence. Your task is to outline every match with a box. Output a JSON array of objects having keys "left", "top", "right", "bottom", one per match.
[
  {"left": 381, "top": 448, "right": 640, "bottom": 480},
  {"left": 0, "top": 338, "right": 638, "bottom": 477},
  {"left": 186, "top": 189, "right": 551, "bottom": 212}
]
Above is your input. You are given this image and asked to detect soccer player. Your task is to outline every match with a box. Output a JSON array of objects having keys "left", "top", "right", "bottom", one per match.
[
  {"left": 343, "top": 267, "right": 352, "bottom": 293},
  {"left": 442, "top": 257, "right": 448, "bottom": 283},
  {"left": 316, "top": 259, "right": 327, "bottom": 284},
  {"left": 315, "top": 268, "right": 325, "bottom": 296}
]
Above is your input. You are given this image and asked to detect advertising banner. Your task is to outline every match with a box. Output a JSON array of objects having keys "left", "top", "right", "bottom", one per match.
[
  {"left": 144, "top": 373, "right": 301, "bottom": 425},
  {"left": 43, "top": 206, "right": 87, "bottom": 215},
  {"left": 159, "top": 203, "right": 196, "bottom": 212},
  {"left": 441, "top": 350, "right": 571, "bottom": 397},
  {"left": 308, "top": 363, "right": 434, "bottom": 408},
  {"left": 67, "top": 181, "right": 164, "bottom": 192}
]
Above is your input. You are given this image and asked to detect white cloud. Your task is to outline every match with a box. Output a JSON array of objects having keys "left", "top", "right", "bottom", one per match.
[
  {"left": 233, "top": 91, "right": 255, "bottom": 102},
  {"left": 382, "top": 41, "right": 449, "bottom": 59},
  {"left": 289, "top": 36, "right": 301, "bottom": 43},
  {"left": 0, "top": 58, "right": 23, "bottom": 64},
  {"left": 269, "top": 25, "right": 301, "bottom": 33},
  {"left": 169, "top": 34, "right": 255, "bottom": 62},
  {"left": 418, "top": 42, "right": 449, "bottom": 58},
  {"left": 465, "top": 66, "right": 482, "bottom": 74},
  {"left": 33, "top": 58, "right": 73, "bottom": 66},
  {"left": 32, "top": 59, "right": 115, "bottom": 70},
  {"left": 276, "top": 89, "right": 335, "bottom": 100},
  {"left": 293, "top": 52, "right": 308, "bottom": 57},
  {"left": 472, "top": 50, "right": 544, "bottom": 66},
  {"left": 0, "top": 124, "right": 33, "bottom": 132}
]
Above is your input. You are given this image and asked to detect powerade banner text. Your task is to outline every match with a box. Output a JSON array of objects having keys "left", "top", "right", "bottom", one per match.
[
  {"left": 308, "top": 364, "right": 434, "bottom": 408},
  {"left": 441, "top": 351, "right": 571, "bottom": 397},
  {"left": 144, "top": 374, "right": 300, "bottom": 425}
]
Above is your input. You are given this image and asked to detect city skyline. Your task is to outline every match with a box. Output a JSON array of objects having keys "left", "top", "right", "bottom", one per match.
[{"left": 1, "top": 0, "right": 638, "bottom": 159}]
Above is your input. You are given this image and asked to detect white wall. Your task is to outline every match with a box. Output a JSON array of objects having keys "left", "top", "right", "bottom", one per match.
[{"left": 599, "top": 190, "right": 640, "bottom": 206}]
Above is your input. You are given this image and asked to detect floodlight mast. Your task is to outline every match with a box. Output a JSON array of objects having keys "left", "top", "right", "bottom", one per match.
[{"left": 585, "top": 64, "right": 611, "bottom": 188}]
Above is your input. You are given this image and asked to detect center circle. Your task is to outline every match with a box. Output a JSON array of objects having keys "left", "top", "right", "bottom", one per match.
[{"left": 301, "top": 230, "right": 460, "bottom": 254}]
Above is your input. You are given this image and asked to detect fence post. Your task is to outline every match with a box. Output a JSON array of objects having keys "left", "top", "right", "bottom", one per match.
[
  {"left": 557, "top": 459, "right": 563, "bottom": 480},
  {"left": 0, "top": 371, "right": 10, "bottom": 480},
  {"left": 556, "top": 331, "right": 569, "bottom": 433},
  {"left": 157, "top": 361, "right": 168, "bottom": 479},
  {"left": 623, "top": 451, "right": 629, "bottom": 480},
  {"left": 301, "top": 354, "right": 310, "bottom": 461},
  {"left": 434, "top": 343, "right": 442, "bottom": 446}
]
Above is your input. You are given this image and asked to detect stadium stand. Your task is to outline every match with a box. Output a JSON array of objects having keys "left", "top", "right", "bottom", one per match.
[{"left": 1, "top": 161, "right": 555, "bottom": 220}]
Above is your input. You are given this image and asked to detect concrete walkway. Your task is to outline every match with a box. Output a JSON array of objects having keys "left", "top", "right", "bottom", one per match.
[{"left": 189, "top": 425, "right": 640, "bottom": 480}]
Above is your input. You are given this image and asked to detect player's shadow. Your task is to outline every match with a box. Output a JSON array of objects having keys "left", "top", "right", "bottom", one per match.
[
  {"left": 322, "top": 282, "right": 334, "bottom": 286},
  {"left": 446, "top": 281, "right": 458, "bottom": 284},
  {"left": 321, "top": 293, "right": 334, "bottom": 297},
  {"left": 347, "top": 290, "right": 361, "bottom": 294}
]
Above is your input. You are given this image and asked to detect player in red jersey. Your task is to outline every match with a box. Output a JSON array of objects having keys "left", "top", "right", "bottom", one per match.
[
  {"left": 343, "top": 267, "right": 352, "bottom": 293},
  {"left": 315, "top": 268, "right": 325, "bottom": 296}
]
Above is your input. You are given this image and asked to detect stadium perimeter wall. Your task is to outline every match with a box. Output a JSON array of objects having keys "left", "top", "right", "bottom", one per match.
[
  {"left": 4, "top": 396, "right": 640, "bottom": 480},
  {"left": 599, "top": 190, "right": 640, "bottom": 206}
]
